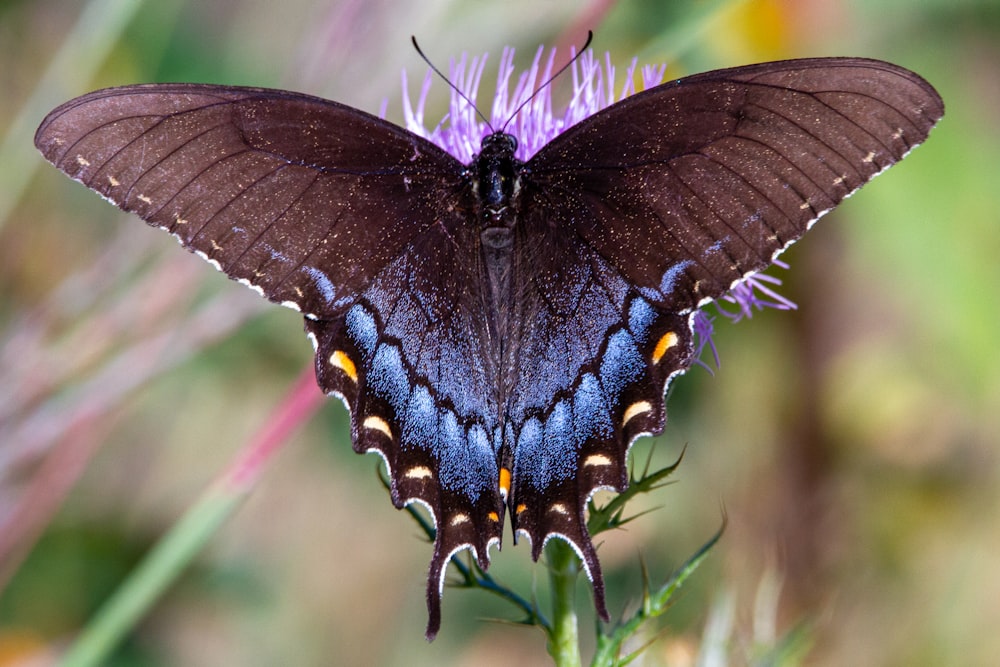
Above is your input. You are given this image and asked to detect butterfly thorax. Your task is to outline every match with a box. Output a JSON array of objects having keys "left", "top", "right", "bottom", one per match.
[
  {"left": 474, "top": 132, "right": 521, "bottom": 220},
  {"left": 471, "top": 132, "right": 523, "bottom": 315},
  {"left": 470, "top": 132, "right": 527, "bottom": 424}
]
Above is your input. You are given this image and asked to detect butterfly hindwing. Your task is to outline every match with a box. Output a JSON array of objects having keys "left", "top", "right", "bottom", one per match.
[
  {"left": 498, "top": 210, "right": 696, "bottom": 618},
  {"left": 306, "top": 222, "right": 504, "bottom": 639}
]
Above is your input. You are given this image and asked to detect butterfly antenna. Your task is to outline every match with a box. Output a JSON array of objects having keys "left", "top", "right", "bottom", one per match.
[
  {"left": 411, "top": 36, "right": 494, "bottom": 132},
  {"left": 501, "top": 30, "right": 594, "bottom": 133}
]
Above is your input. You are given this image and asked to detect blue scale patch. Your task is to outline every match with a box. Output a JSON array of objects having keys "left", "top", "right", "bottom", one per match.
[
  {"left": 403, "top": 385, "right": 437, "bottom": 449},
  {"left": 304, "top": 266, "right": 337, "bottom": 305},
  {"left": 599, "top": 329, "right": 644, "bottom": 398},
  {"left": 369, "top": 343, "right": 410, "bottom": 410},
  {"left": 627, "top": 297, "right": 655, "bottom": 344},
  {"left": 346, "top": 304, "right": 378, "bottom": 357},
  {"left": 637, "top": 260, "right": 695, "bottom": 303},
  {"left": 541, "top": 399, "right": 575, "bottom": 481},
  {"left": 514, "top": 417, "right": 545, "bottom": 484},
  {"left": 573, "top": 372, "right": 612, "bottom": 441},
  {"left": 435, "top": 409, "right": 494, "bottom": 496},
  {"left": 658, "top": 260, "right": 693, "bottom": 296}
]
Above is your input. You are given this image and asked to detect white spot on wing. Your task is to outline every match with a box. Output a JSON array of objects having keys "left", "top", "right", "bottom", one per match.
[
  {"left": 405, "top": 466, "right": 434, "bottom": 480},
  {"left": 193, "top": 249, "right": 222, "bottom": 272},
  {"left": 236, "top": 278, "right": 266, "bottom": 297},
  {"left": 622, "top": 401, "right": 653, "bottom": 426},
  {"left": 363, "top": 415, "right": 393, "bottom": 439},
  {"left": 583, "top": 454, "right": 613, "bottom": 468}
]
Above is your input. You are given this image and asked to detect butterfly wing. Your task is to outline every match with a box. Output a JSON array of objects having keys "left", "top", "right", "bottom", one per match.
[
  {"left": 528, "top": 58, "right": 944, "bottom": 311},
  {"left": 305, "top": 225, "right": 505, "bottom": 639},
  {"left": 34, "top": 84, "right": 462, "bottom": 317},
  {"left": 507, "top": 58, "right": 943, "bottom": 610},
  {"left": 35, "top": 85, "right": 505, "bottom": 637},
  {"left": 500, "top": 217, "right": 693, "bottom": 620}
]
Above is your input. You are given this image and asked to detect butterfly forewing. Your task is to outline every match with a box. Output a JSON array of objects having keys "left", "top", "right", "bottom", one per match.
[
  {"left": 34, "top": 84, "right": 464, "bottom": 318},
  {"left": 527, "top": 58, "right": 944, "bottom": 311}
]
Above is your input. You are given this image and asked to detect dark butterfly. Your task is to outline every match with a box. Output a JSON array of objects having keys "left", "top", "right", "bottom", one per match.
[{"left": 35, "top": 55, "right": 943, "bottom": 638}]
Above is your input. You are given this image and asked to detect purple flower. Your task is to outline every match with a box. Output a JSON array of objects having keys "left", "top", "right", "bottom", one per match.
[{"left": 400, "top": 47, "right": 797, "bottom": 367}]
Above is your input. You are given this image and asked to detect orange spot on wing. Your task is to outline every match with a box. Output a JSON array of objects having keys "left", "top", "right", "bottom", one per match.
[
  {"left": 652, "top": 331, "right": 678, "bottom": 364},
  {"left": 330, "top": 350, "right": 358, "bottom": 383},
  {"left": 499, "top": 467, "right": 511, "bottom": 499}
]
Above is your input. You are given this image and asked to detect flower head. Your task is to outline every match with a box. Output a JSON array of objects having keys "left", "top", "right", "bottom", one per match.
[
  {"left": 399, "top": 47, "right": 796, "bottom": 365},
  {"left": 402, "top": 46, "right": 666, "bottom": 162}
]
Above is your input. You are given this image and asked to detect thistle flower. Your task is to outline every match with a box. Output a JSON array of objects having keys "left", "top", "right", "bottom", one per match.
[{"left": 399, "top": 46, "right": 797, "bottom": 367}]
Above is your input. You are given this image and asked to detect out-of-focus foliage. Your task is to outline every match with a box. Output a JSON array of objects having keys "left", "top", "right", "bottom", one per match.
[{"left": 1, "top": 1, "right": 997, "bottom": 665}]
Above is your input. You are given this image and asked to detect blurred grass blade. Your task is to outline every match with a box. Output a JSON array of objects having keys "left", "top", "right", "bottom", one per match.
[
  {"left": 57, "top": 479, "right": 246, "bottom": 667},
  {"left": 0, "top": 0, "right": 146, "bottom": 231},
  {"left": 633, "top": 0, "right": 747, "bottom": 65},
  {"left": 57, "top": 369, "right": 322, "bottom": 667}
]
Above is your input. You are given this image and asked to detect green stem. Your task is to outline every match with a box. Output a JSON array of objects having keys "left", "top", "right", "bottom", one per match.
[{"left": 546, "top": 539, "right": 582, "bottom": 667}]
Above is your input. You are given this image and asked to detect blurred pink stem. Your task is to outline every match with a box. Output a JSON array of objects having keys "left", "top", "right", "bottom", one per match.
[
  {"left": 224, "top": 365, "right": 325, "bottom": 490},
  {"left": 0, "top": 365, "right": 323, "bottom": 597}
]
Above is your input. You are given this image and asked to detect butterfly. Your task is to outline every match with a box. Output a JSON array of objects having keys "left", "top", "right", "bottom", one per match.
[{"left": 35, "top": 54, "right": 943, "bottom": 638}]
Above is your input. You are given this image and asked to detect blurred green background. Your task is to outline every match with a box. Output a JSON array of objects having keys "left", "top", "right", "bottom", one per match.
[{"left": 1, "top": 0, "right": 997, "bottom": 665}]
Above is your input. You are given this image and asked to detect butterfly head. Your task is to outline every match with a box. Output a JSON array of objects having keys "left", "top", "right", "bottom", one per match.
[{"left": 475, "top": 132, "right": 522, "bottom": 218}]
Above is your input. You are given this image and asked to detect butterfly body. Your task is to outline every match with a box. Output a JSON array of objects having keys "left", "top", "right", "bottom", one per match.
[{"left": 35, "top": 57, "right": 943, "bottom": 638}]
